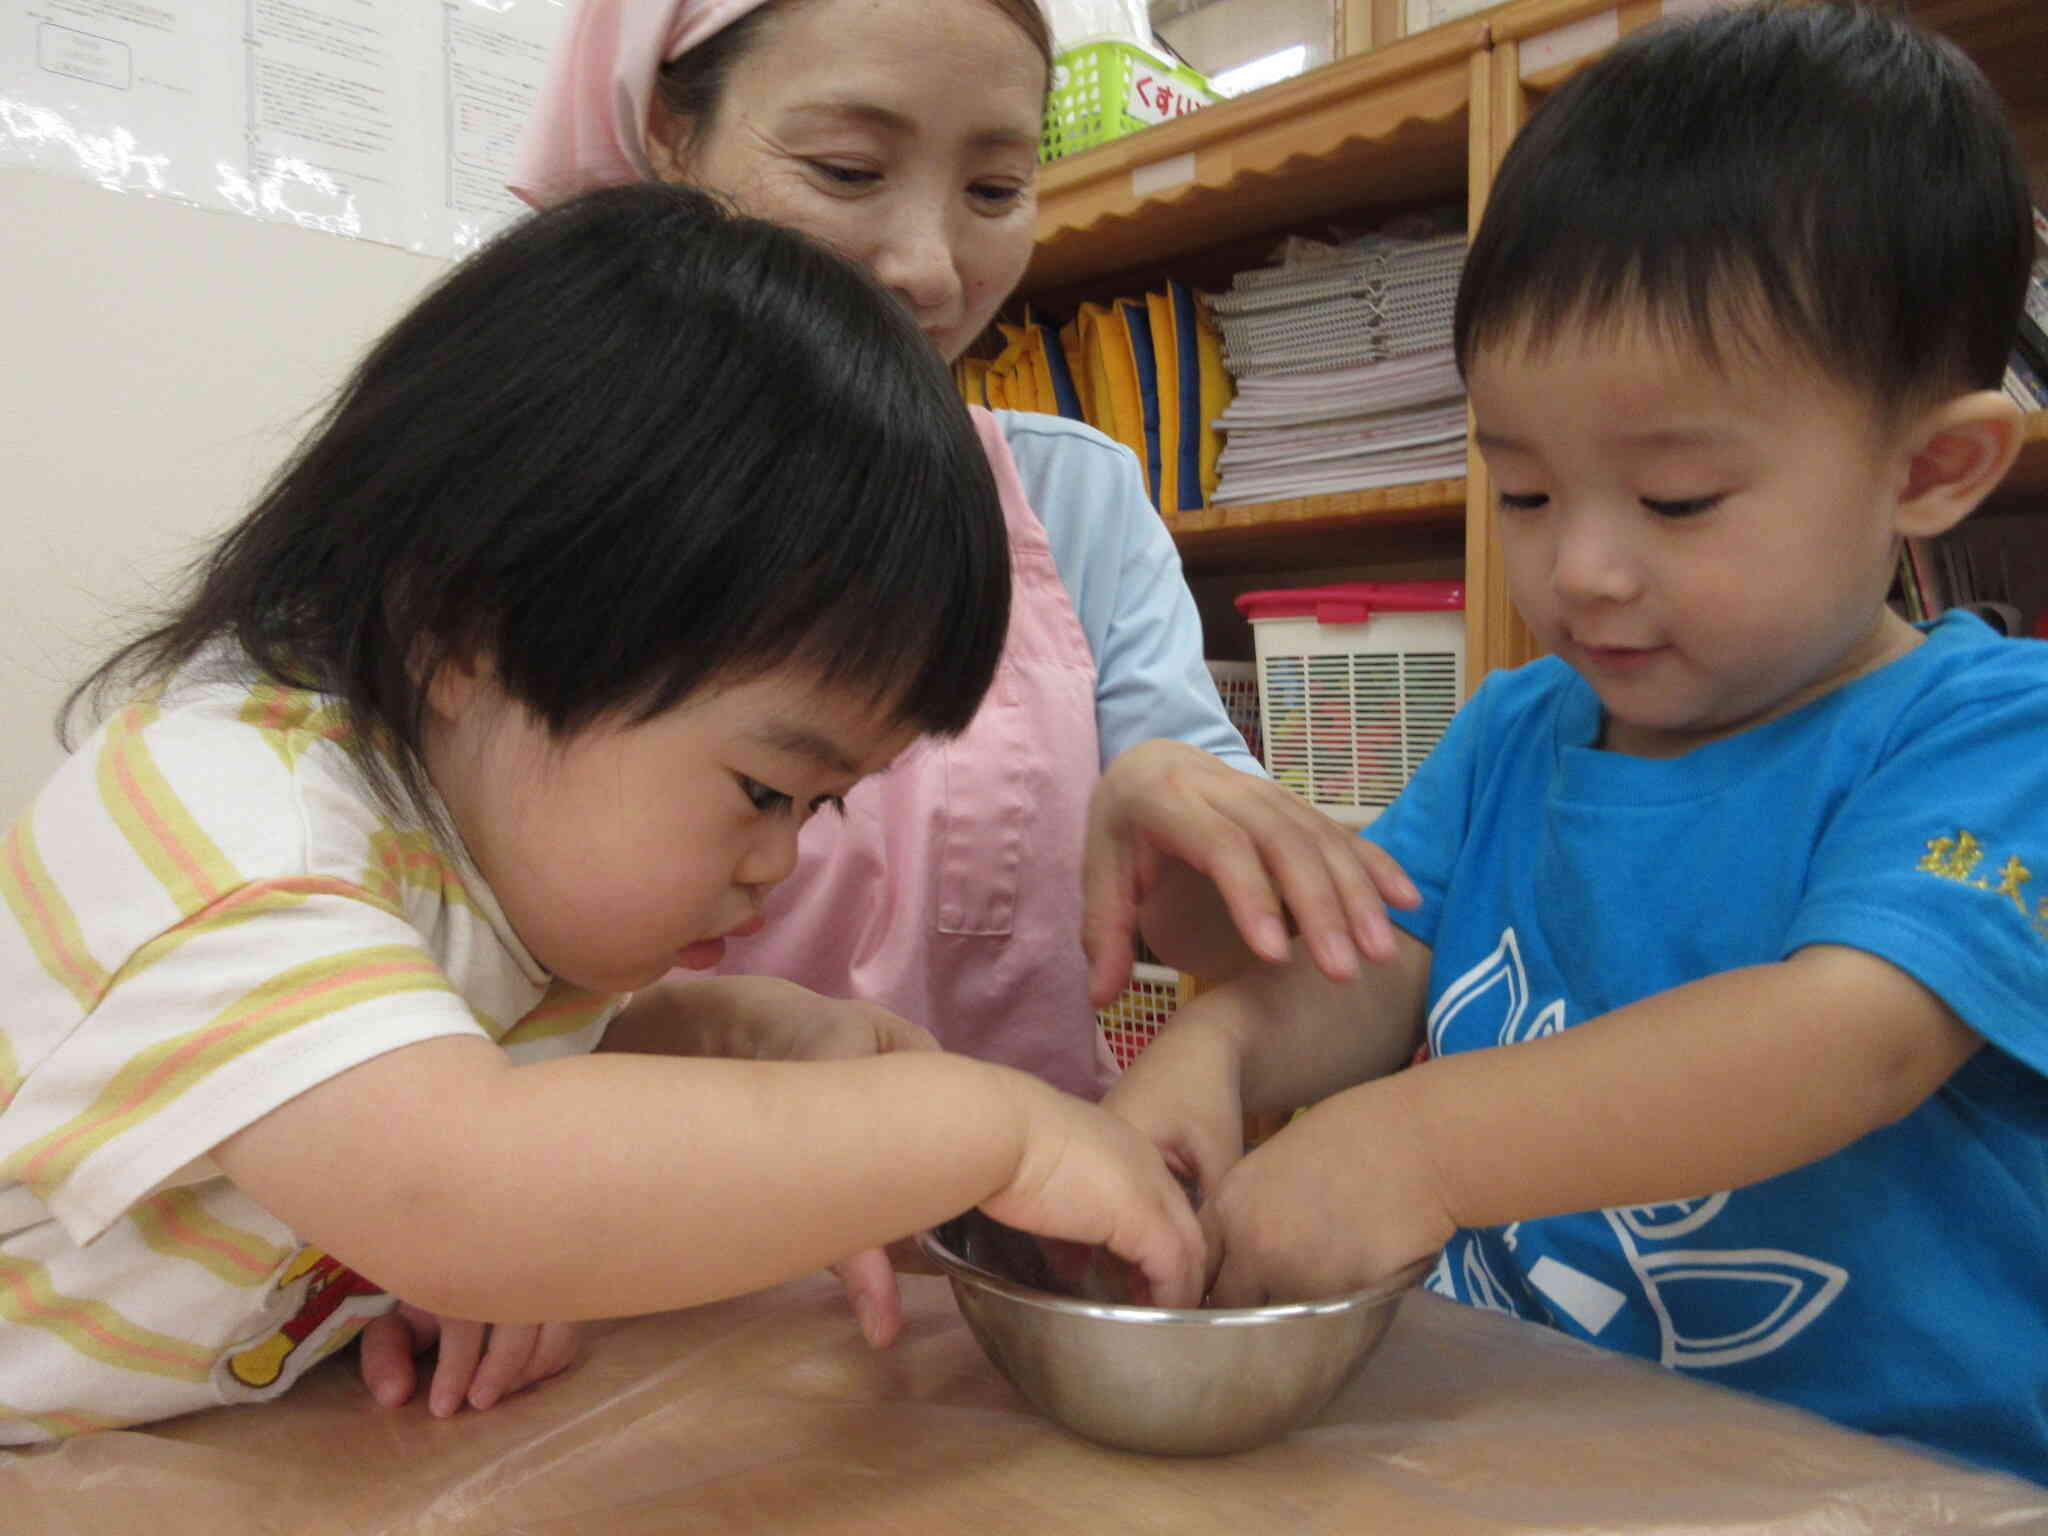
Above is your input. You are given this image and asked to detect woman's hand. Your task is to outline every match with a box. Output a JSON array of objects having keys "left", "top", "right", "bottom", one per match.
[
  {"left": 356, "top": 1305, "right": 580, "bottom": 1416},
  {"left": 1099, "top": 1007, "right": 1248, "bottom": 1206},
  {"left": 1082, "top": 739, "right": 1419, "bottom": 1006}
]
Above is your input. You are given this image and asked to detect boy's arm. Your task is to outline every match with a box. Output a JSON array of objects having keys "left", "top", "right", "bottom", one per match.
[{"left": 1206, "top": 942, "right": 1981, "bottom": 1304}]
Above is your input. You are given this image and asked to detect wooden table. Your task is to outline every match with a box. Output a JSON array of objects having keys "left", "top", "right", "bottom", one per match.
[{"left": 5, "top": 1273, "right": 2042, "bottom": 1533}]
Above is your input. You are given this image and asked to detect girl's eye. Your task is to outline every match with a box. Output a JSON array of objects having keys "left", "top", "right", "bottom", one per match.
[
  {"left": 739, "top": 776, "right": 793, "bottom": 815},
  {"left": 808, "top": 793, "right": 847, "bottom": 818},
  {"left": 1643, "top": 495, "right": 1721, "bottom": 518},
  {"left": 1497, "top": 491, "right": 1548, "bottom": 512}
]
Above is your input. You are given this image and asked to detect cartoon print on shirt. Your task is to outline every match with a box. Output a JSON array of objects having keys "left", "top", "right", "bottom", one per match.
[
  {"left": 224, "top": 1248, "right": 387, "bottom": 1394},
  {"left": 1422, "top": 929, "right": 1847, "bottom": 1371}
]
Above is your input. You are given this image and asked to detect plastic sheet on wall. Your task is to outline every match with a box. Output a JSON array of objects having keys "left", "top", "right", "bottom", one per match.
[{"left": 0, "top": 0, "right": 564, "bottom": 258}]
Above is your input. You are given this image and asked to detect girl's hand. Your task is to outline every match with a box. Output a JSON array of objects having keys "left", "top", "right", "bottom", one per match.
[
  {"left": 356, "top": 1304, "right": 580, "bottom": 1416},
  {"left": 1200, "top": 1085, "right": 1454, "bottom": 1307},
  {"left": 1082, "top": 740, "right": 1420, "bottom": 1007},
  {"left": 979, "top": 1079, "right": 1207, "bottom": 1309},
  {"left": 625, "top": 974, "right": 940, "bottom": 1063}
]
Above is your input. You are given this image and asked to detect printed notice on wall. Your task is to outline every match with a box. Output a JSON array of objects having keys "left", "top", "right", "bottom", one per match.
[{"left": 0, "top": 0, "right": 563, "bottom": 256}]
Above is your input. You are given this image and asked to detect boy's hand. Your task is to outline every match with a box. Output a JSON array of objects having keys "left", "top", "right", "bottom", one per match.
[
  {"left": 1082, "top": 739, "right": 1419, "bottom": 1006},
  {"left": 1200, "top": 1086, "right": 1454, "bottom": 1306},
  {"left": 1099, "top": 1010, "right": 1248, "bottom": 1202},
  {"left": 980, "top": 1080, "right": 1207, "bottom": 1308},
  {"left": 356, "top": 1304, "right": 580, "bottom": 1416}
]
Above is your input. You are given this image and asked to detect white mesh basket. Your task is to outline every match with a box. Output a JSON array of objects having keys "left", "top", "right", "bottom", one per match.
[
  {"left": 1096, "top": 961, "right": 1189, "bottom": 1070},
  {"left": 1237, "top": 582, "right": 1465, "bottom": 828},
  {"left": 1206, "top": 658, "right": 1262, "bottom": 763}
]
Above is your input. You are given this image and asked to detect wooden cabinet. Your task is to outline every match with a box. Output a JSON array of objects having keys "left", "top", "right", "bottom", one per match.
[{"left": 1016, "top": 0, "right": 2048, "bottom": 683}]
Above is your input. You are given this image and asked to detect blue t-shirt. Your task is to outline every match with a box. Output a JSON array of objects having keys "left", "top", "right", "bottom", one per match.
[{"left": 1365, "top": 611, "right": 2048, "bottom": 1485}]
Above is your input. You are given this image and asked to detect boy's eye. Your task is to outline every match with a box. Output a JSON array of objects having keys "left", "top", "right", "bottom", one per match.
[
  {"left": 1643, "top": 495, "right": 1721, "bottom": 518},
  {"left": 1497, "top": 490, "right": 1548, "bottom": 512},
  {"left": 969, "top": 179, "right": 1027, "bottom": 208}
]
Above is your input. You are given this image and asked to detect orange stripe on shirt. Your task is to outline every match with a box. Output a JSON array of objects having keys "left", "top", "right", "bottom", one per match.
[
  {"left": 108, "top": 875, "right": 408, "bottom": 993},
  {"left": 10, "top": 946, "right": 455, "bottom": 1197},
  {"left": 97, "top": 702, "right": 238, "bottom": 917},
  {"left": 0, "top": 1252, "right": 214, "bottom": 1382},
  {"left": 502, "top": 979, "right": 622, "bottom": 1047},
  {"left": 1, "top": 817, "right": 110, "bottom": 1012}
]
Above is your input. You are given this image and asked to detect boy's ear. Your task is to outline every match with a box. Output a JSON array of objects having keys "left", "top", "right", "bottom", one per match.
[
  {"left": 644, "top": 96, "right": 694, "bottom": 183},
  {"left": 1895, "top": 390, "right": 2024, "bottom": 539}
]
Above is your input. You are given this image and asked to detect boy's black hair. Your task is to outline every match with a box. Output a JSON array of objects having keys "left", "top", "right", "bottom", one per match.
[
  {"left": 66, "top": 182, "right": 1010, "bottom": 830},
  {"left": 1454, "top": 1, "right": 2033, "bottom": 407}
]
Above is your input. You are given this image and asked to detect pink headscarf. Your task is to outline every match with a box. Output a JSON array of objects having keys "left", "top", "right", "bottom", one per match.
[{"left": 510, "top": 0, "right": 774, "bottom": 208}]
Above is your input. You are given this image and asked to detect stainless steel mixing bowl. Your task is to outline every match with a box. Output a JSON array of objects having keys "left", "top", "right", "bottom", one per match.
[{"left": 920, "top": 1210, "right": 1431, "bottom": 1457}]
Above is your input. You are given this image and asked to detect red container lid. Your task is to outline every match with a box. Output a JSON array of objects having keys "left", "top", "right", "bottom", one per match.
[{"left": 1234, "top": 580, "right": 1465, "bottom": 626}]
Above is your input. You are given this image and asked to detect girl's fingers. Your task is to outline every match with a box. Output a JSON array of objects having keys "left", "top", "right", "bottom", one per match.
[
  {"left": 428, "top": 1317, "right": 490, "bottom": 1417},
  {"left": 355, "top": 1308, "right": 423, "bottom": 1408}
]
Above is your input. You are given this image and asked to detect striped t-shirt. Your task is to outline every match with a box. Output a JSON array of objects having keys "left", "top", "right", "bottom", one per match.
[{"left": 0, "top": 662, "right": 621, "bottom": 1439}]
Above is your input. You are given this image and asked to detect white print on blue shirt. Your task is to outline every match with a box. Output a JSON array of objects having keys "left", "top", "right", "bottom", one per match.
[{"left": 1421, "top": 927, "right": 1847, "bottom": 1370}]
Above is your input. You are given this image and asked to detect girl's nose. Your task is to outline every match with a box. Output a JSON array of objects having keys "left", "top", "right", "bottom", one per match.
[{"left": 735, "top": 816, "right": 803, "bottom": 891}]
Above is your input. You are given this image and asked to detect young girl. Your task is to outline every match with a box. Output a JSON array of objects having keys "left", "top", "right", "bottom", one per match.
[{"left": 0, "top": 182, "right": 1204, "bottom": 1442}]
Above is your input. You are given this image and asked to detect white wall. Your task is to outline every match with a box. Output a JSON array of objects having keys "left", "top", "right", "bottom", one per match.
[{"left": 0, "top": 169, "right": 445, "bottom": 819}]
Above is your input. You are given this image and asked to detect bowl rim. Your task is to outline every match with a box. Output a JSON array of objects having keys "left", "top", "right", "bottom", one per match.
[{"left": 916, "top": 1224, "right": 1434, "bottom": 1326}]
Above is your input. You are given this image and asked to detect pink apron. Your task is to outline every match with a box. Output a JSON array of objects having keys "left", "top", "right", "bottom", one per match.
[{"left": 709, "top": 409, "right": 1115, "bottom": 1098}]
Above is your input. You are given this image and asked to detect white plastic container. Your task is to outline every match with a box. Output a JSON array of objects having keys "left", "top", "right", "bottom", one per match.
[{"left": 1235, "top": 581, "right": 1465, "bottom": 828}]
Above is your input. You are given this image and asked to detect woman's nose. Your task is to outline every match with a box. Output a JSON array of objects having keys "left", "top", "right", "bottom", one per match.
[{"left": 868, "top": 203, "right": 962, "bottom": 322}]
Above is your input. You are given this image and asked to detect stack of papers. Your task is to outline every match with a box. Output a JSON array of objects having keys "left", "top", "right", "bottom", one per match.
[{"left": 1208, "top": 235, "right": 1467, "bottom": 504}]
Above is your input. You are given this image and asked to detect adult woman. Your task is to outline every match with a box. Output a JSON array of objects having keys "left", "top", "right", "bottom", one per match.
[{"left": 510, "top": 0, "right": 1412, "bottom": 1097}]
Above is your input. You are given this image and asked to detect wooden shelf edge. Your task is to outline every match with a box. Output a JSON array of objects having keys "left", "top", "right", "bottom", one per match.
[{"left": 1165, "top": 479, "right": 1466, "bottom": 568}]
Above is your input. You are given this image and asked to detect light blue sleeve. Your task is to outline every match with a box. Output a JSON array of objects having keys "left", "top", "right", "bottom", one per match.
[{"left": 995, "top": 410, "right": 1263, "bottom": 776}]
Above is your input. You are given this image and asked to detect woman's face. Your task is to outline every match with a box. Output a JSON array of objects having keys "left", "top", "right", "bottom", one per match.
[{"left": 650, "top": 0, "right": 1046, "bottom": 362}]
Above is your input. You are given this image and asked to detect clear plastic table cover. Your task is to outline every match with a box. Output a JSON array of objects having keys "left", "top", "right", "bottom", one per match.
[{"left": 4, "top": 1273, "right": 2041, "bottom": 1535}]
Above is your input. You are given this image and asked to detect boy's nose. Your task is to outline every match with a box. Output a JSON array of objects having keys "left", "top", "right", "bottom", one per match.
[{"left": 1551, "top": 512, "right": 1640, "bottom": 605}]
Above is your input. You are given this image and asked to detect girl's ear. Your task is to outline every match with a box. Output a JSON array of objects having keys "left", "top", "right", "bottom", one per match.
[
  {"left": 422, "top": 647, "right": 488, "bottom": 724},
  {"left": 1896, "top": 390, "right": 2024, "bottom": 539}
]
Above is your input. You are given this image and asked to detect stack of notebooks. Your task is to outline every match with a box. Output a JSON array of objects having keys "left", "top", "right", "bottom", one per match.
[{"left": 1208, "top": 233, "right": 1468, "bottom": 505}]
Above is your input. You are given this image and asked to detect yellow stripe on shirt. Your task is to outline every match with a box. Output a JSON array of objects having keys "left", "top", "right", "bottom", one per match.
[
  {"left": 97, "top": 701, "right": 240, "bottom": 918},
  {"left": 0, "top": 1251, "right": 214, "bottom": 1383},
  {"left": 501, "top": 978, "right": 621, "bottom": 1048},
  {"left": 130, "top": 1186, "right": 291, "bottom": 1289},
  {"left": 1, "top": 816, "right": 111, "bottom": 1013},
  {"left": 108, "top": 876, "right": 408, "bottom": 994},
  {"left": 8, "top": 945, "right": 455, "bottom": 1200}
]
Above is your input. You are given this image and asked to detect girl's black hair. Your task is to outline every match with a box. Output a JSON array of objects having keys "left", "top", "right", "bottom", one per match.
[
  {"left": 1455, "top": 1, "right": 2033, "bottom": 406},
  {"left": 66, "top": 182, "right": 1010, "bottom": 830}
]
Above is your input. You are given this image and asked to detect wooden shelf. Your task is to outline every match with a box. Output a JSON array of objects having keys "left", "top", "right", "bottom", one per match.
[
  {"left": 1022, "top": 21, "right": 1486, "bottom": 296},
  {"left": 1165, "top": 479, "right": 1466, "bottom": 571}
]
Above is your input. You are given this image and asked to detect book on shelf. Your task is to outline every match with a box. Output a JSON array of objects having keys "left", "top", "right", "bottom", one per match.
[{"left": 2005, "top": 352, "right": 2048, "bottom": 411}]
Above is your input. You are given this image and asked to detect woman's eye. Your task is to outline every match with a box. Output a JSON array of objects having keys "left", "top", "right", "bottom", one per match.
[
  {"left": 739, "top": 776, "right": 793, "bottom": 815},
  {"left": 969, "top": 180, "right": 1027, "bottom": 208},
  {"left": 1643, "top": 495, "right": 1721, "bottom": 518},
  {"left": 1497, "top": 490, "right": 1548, "bottom": 512},
  {"left": 809, "top": 161, "right": 879, "bottom": 188}
]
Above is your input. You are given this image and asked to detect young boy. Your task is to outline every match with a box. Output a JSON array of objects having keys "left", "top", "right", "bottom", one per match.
[{"left": 1106, "top": 1, "right": 2047, "bottom": 1485}]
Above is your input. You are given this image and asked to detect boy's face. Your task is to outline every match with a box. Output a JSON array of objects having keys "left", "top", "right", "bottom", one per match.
[
  {"left": 424, "top": 662, "right": 918, "bottom": 994},
  {"left": 1468, "top": 321, "right": 1923, "bottom": 758}
]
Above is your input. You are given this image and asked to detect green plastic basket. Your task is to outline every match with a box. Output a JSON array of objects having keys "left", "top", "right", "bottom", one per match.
[{"left": 1042, "top": 39, "right": 1216, "bottom": 163}]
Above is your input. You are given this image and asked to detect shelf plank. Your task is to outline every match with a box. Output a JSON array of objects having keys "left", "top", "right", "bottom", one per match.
[
  {"left": 1023, "top": 23, "right": 1486, "bottom": 294},
  {"left": 1165, "top": 479, "right": 1465, "bottom": 571}
]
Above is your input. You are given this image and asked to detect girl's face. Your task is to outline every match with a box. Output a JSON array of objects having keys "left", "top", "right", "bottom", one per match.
[
  {"left": 650, "top": 0, "right": 1046, "bottom": 362},
  {"left": 1467, "top": 320, "right": 1922, "bottom": 758},
  {"left": 425, "top": 662, "right": 917, "bottom": 993}
]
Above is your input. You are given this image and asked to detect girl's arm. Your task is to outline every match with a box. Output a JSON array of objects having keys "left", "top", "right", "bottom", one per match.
[
  {"left": 1204, "top": 943, "right": 1981, "bottom": 1304},
  {"left": 213, "top": 1041, "right": 1206, "bottom": 1321}
]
